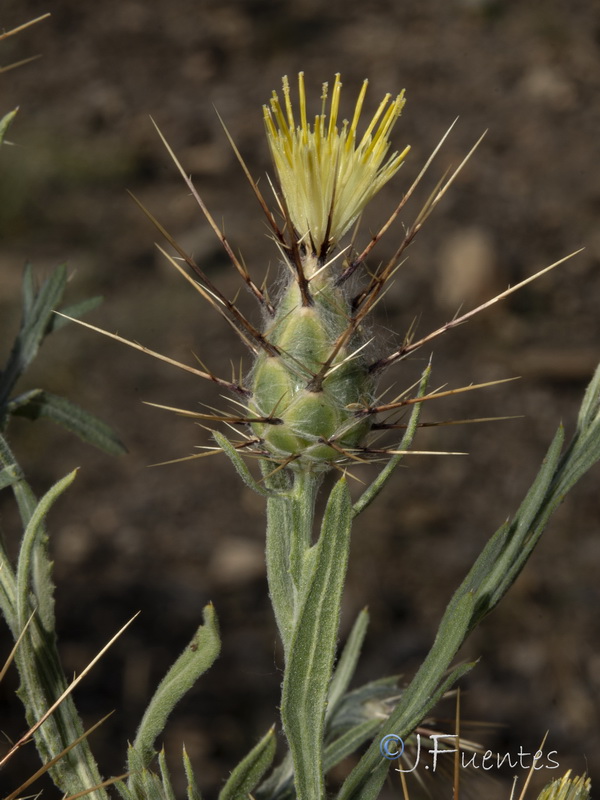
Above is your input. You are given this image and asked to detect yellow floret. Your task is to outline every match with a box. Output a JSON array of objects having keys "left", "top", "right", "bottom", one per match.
[{"left": 264, "top": 73, "right": 410, "bottom": 256}]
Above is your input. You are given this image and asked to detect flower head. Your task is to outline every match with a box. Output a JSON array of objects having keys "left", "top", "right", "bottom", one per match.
[
  {"left": 264, "top": 73, "right": 410, "bottom": 257},
  {"left": 536, "top": 771, "right": 591, "bottom": 800}
]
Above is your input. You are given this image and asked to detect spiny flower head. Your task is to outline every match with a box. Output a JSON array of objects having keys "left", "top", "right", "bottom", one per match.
[
  {"left": 536, "top": 771, "right": 591, "bottom": 800},
  {"left": 264, "top": 72, "right": 410, "bottom": 257},
  {"left": 79, "top": 73, "right": 576, "bottom": 475}
]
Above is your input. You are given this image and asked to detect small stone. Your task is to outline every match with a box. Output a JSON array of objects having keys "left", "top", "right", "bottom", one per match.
[{"left": 436, "top": 227, "right": 497, "bottom": 311}]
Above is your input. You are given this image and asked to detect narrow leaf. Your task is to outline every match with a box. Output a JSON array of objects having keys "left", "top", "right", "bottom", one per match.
[
  {"left": 49, "top": 296, "right": 104, "bottom": 332},
  {"left": 324, "top": 719, "right": 381, "bottom": 774},
  {"left": 114, "top": 778, "right": 135, "bottom": 800},
  {"left": 0, "top": 465, "right": 19, "bottom": 490},
  {"left": 576, "top": 362, "right": 600, "bottom": 432},
  {"left": 183, "top": 747, "right": 204, "bottom": 800},
  {"left": 327, "top": 607, "right": 369, "bottom": 722},
  {"left": 0, "top": 108, "right": 18, "bottom": 144},
  {"left": 22, "top": 262, "right": 36, "bottom": 320},
  {"left": 465, "top": 426, "right": 565, "bottom": 621},
  {"left": 12, "top": 468, "right": 108, "bottom": 797},
  {"left": 254, "top": 751, "right": 293, "bottom": 800},
  {"left": 214, "top": 431, "right": 277, "bottom": 497},
  {"left": 257, "top": 718, "right": 385, "bottom": 800},
  {"left": 158, "top": 750, "right": 177, "bottom": 800},
  {"left": 9, "top": 389, "right": 127, "bottom": 455},
  {"left": 133, "top": 604, "right": 220, "bottom": 767},
  {"left": 262, "top": 461, "right": 295, "bottom": 654},
  {"left": 353, "top": 363, "right": 431, "bottom": 517},
  {"left": 126, "top": 746, "right": 164, "bottom": 800},
  {"left": 0, "top": 435, "right": 30, "bottom": 635},
  {"left": 0, "top": 264, "right": 67, "bottom": 408},
  {"left": 16, "top": 469, "right": 78, "bottom": 631},
  {"left": 344, "top": 759, "right": 390, "bottom": 800},
  {"left": 219, "top": 726, "right": 277, "bottom": 800},
  {"left": 337, "top": 391, "right": 599, "bottom": 799}
]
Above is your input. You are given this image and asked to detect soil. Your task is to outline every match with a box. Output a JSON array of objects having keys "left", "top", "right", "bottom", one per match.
[{"left": 1, "top": 1, "right": 600, "bottom": 798}]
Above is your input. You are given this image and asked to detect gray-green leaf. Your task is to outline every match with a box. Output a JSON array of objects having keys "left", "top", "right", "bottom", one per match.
[
  {"left": 219, "top": 726, "right": 277, "bottom": 800},
  {"left": 132, "top": 604, "right": 221, "bottom": 768},
  {"left": 8, "top": 389, "right": 126, "bottom": 455}
]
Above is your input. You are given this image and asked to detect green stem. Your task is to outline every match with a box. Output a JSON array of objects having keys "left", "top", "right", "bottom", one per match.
[
  {"left": 263, "top": 466, "right": 322, "bottom": 656},
  {"left": 288, "top": 469, "right": 321, "bottom": 597},
  {"left": 263, "top": 464, "right": 295, "bottom": 654},
  {"left": 265, "top": 466, "right": 353, "bottom": 800}
]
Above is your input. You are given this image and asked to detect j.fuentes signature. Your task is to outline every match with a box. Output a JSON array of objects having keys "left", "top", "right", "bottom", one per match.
[{"left": 380, "top": 734, "right": 559, "bottom": 773}]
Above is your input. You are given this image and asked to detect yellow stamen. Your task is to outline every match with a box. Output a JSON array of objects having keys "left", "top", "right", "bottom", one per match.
[{"left": 264, "top": 73, "right": 410, "bottom": 257}]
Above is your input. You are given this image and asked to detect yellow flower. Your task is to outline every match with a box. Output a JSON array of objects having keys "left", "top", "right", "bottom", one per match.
[{"left": 264, "top": 73, "right": 410, "bottom": 257}]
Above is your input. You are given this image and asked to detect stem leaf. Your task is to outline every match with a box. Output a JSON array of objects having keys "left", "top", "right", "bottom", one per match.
[{"left": 8, "top": 389, "right": 127, "bottom": 456}]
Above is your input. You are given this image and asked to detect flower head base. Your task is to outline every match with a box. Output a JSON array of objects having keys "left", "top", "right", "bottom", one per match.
[{"left": 264, "top": 73, "right": 410, "bottom": 257}]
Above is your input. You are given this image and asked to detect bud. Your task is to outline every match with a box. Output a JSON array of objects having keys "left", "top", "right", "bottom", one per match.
[{"left": 250, "top": 277, "right": 373, "bottom": 468}]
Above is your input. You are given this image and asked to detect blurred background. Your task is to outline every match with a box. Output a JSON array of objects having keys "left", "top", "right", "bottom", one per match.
[{"left": 1, "top": 1, "right": 599, "bottom": 797}]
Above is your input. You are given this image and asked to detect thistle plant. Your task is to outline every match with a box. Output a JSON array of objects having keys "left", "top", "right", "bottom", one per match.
[{"left": 1, "top": 66, "right": 598, "bottom": 800}]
